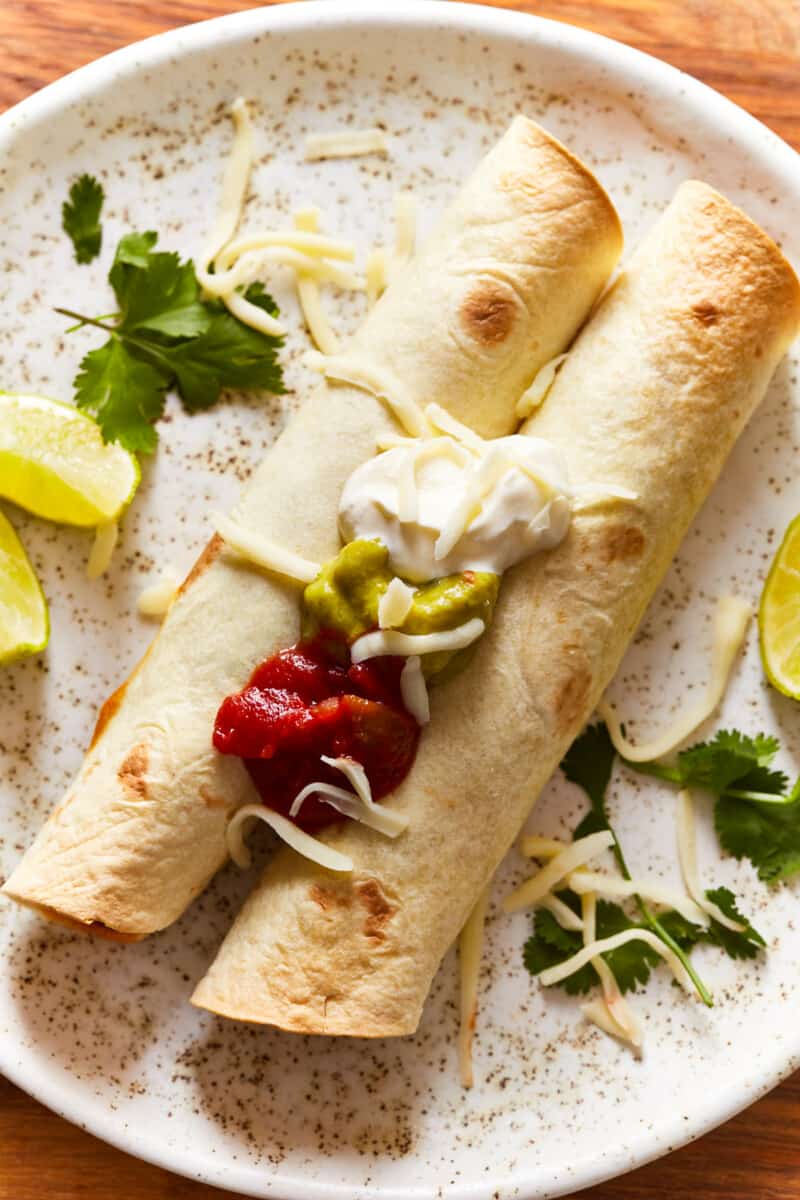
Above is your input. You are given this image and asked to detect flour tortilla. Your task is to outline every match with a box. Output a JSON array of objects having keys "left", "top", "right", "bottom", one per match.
[
  {"left": 3, "top": 116, "right": 622, "bottom": 936},
  {"left": 191, "top": 181, "right": 800, "bottom": 1034}
]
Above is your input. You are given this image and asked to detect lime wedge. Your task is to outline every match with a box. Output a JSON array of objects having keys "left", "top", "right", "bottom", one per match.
[
  {"left": 0, "top": 508, "right": 49, "bottom": 664},
  {"left": 759, "top": 513, "right": 800, "bottom": 698},
  {"left": 0, "top": 392, "right": 140, "bottom": 526}
]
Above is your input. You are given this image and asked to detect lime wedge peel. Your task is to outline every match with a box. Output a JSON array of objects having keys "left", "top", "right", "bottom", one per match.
[
  {"left": 0, "top": 508, "right": 49, "bottom": 665},
  {"left": 759, "top": 513, "right": 800, "bottom": 699},
  {"left": 0, "top": 392, "right": 140, "bottom": 527}
]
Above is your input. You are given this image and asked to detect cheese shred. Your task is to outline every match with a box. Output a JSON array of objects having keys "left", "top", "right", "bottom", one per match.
[
  {"left": 215, "top": 513, "right": 320, "bottom": 583},
  {"left": 305, "top": 351, "right": 430, "bottom": 438},
  {"left": 676, "top": 789, "right": 746, "bottom": 931},
  {"left": 226, "top": 804, "right": 353, "bottom": 873},
  {"left": 599, "top": 594, "right": 752, "bottom": 762},
  {"left": 351, "top": 618, "right": 485, "bottom": 665},
  {"left": 503, "top": 831, "right": 614, "bottom": 913},
  {"left": 378, "top": 577, "right": 416, "bottom": 629},
  {"left": 539, "top": 928, "right": 691, "bottom": 992},
  {"left": 137, "top": 567, "right": 182, "bottom": 619},
  {"left": 304, "top": 128, "right": 389, "bottom": 161},
  {"left": 400, "top": 655, "right": 430, "bottom": 726},
  {"left": 86, "top": 520, "right": 119, "bottom": 580},
  {"left": 516, "top": 353, "right": 568, "bottom": 420},
  {"left": 458, "top": 883, "right": 491, "bottom": 1088}
]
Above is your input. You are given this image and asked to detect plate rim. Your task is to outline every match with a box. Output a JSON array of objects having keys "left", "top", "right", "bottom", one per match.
[{"left": 1, "top": 2, "right": 800, "bottom": 1198}]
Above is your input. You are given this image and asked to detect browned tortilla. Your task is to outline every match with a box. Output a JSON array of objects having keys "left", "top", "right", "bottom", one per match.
[
  {"left": 3, "top": 117, "right": 622, "bottom": 936},
  {"left": 191, "top": 182, "right": 800, "bottom": 1034}
]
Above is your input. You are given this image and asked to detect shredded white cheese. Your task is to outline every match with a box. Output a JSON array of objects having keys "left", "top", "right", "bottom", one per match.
[
  {"left": 458, "top": 883, "right": 491, "bottom": 1089},
  {"left": 571, "top": 483, "right": 640, "bottom": 512},
  {"left": 538, "top": 891, "right": 584, "bottom": 932},
  {"left": 306, "top": 351, "right": 430, "bottom": 438},
  {"left": 296, "top": 274, "right": 340, "bottom": 353},
  {"left": 581, "top": 891, "right": 643, "bottom": 1050},
  {"left": 137, "top": 567, "right": 182, "bottom": 619},
  {"left": 351, "top": 617, "right": 485, "bottom": 665},
  {"left": 321, "top": 755, "right": 409, "bottom": 836},
  {"left": 208, "top": 241, "right": 363, "bottom": 295},
  {"left": 503, "top": 830, "right": 615, "bottom": 913},
  {"left": 676, "top": 789, "right": 746, "bottom": 931},
  {"left": 226, "top": 803, "right": 353, "bottom": 873},
  {"left": 434, "top": 447, "right": 511, "bottom": 561},
  {"left": 599, "top": 594, "right": 752, "bottom": 763},
  {"left": 568, "top": 868, "right": 708, "bottom": 927},
  {"left": 393, "top": 191, "right": 417, "bottom": 268},
  {"left": 215, "top": 513, "right": 320, "bottom": 583},
  {"left": 516, "top": 353, "right": 568, "bottom": 420},
  {"left": 520, "top": 835, "right": 569, "bottom": 858},
  {"left": 379, "top": 577, "right": 416, "bottom": 629},
  {"left": 400, "top": 655, "right": 430, "bottom": 726},
  {"left": 366, "top": 247, "right": 388, "bottom": 307},
  {"left": 86, "top": 520, "right": 119, "bottom": 580},
  {"left": 292, "top": 208, "right": 341, "bottom": 354},
  {"left": 424, "top": 403, "right": 485, "bottom": 454},
  {"left": 221, "top": 287, "right": 285, "bottom": 338},
  {"left": 197, "top": 96, "right": 254, "bottom": 291},
  {"left": 304, "top": 128, "right": 389, "bottom": 161},
  {"left": 288, "top": 767, "right": 407, "bottom": 839},
  {"left": 539, "top": 928, "right": 691, "bottom": 992}
]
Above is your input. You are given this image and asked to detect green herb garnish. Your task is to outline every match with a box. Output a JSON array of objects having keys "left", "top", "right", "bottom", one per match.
[
  {"left": 56, "top": 232, "right": 285, "bottom": 453},
  {"left": 62, "top": 174, "right": 104, "bottom": 264},
  {"left": 626, "top": 729, "right": 800, "bottom": 882},
  {"left": 523, "top": 723, "right": 765, "bottom": 1004}
]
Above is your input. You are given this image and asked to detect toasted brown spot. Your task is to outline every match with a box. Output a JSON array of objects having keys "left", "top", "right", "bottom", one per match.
[
  {"left": 118, "top": 744, "right": 149, "bottom": 799},
  {"left": 691, "top": 300, "right": 720, "bottom": 325},
  {"left": 199, "top": 785, "right": 229, "bottom": 810},
  {"left": 603, "top": 524, "right": 646, "bottom": 564},
  {"left": 309, "top": 883, "right": 349, "bottom": 913},
  {"left": 179, "top": 533, "right": 223, "bottom": 596},
  {"left": 89, "top": 680, "right": 129, "bottom": 750},
  {"left": 355, "top": 878, "right": 397, "bottom": 941},
  {"left": 554, "top": 667, "right": 592, "bottom": 731},
  {"left": 459, "top": 281, "right": 517, "bottom": 347}
]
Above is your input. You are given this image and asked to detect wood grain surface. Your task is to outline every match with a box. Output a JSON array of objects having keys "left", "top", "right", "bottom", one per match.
[{"left": 1, "top": 2, "right": 799, "bottom": 1198}]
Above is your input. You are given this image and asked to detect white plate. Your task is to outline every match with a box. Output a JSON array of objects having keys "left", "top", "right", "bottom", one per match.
[{"left": 1, "top": 3, "right": 800, "bottom": 1197}]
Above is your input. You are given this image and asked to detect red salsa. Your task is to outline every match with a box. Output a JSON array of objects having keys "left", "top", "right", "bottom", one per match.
[{"left": 213, "top": 635, "right": 419, "bottom": 832}]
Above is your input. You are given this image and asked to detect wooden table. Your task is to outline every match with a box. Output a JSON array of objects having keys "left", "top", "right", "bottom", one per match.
[{"left": 1, "top": 1, "right": 799, "bottom": 1196}]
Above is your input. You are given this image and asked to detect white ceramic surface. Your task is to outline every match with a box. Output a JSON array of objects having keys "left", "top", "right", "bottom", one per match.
[{"left": 1, "top": 3, "right": 800, "bottom": 1197}]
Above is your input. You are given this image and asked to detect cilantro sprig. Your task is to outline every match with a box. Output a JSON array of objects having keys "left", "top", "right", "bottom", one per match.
[
  {"left": 62, "top": 174, "right": 105, "bottom": 264},
  {"left": 523, "top": 724, "right": 765, "bottom": 1003},
  {"left": 56, "top": 232, "right": 285, "bottom": 453},
  {"left": 627, "top": 729, "right": 800, "bottom": 882}
]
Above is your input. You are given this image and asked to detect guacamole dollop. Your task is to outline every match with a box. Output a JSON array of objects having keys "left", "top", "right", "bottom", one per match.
[{"left": 301, "top": 538, "right": 499, "bottom": 679}]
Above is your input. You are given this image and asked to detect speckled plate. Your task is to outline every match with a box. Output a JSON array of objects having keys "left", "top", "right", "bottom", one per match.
[{"left": 2, "top": 3, "right": 800, "bottom": 1197}]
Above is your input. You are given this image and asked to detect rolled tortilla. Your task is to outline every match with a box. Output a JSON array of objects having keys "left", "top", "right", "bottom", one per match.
[
  {"left": 2, "top": 117, "right": 622, "bottom": 936},
  {"left": 191, "top": 181, "right": 800, "bottom": 1033}
]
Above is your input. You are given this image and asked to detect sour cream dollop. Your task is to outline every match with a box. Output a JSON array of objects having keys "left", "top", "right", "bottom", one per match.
[{"left": 339, "top": 434, "right": 572, "bottom": 582}]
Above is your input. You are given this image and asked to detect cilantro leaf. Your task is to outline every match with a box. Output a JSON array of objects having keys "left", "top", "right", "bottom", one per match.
[
  {"left": 62, "top": 174, "right": 104, "bottom": 264},
  {"left": 703, "top": 887, "right": 766, "bottom": 958},
  {"left": 59, "top": 231, "right": 285, "bottom": 451},
  {"left": 109, "top": 233, "right": 210, "bottom": 338},
  {"left": 715, "top": 794, "right": 800, "bottom": 882},
  {"left": 562, "top": 722, "right": 616, "bottom": 841},
  {"left": 75, "top": 339, "right": 168, "bottom": 454},
  {"left": 624, "top": 726, "right": 800, "bottom": 882},
  {"left": 155, "top": 304, "right": 286, "bottom": 412}
]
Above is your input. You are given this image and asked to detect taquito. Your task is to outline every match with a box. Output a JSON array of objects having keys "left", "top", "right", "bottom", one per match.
[
  {"left": 191, "top": 181, "right": 800, "bottom": 1033},
  {"left": 2, "top": 117, "right": 622, "bottom": 936}
]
